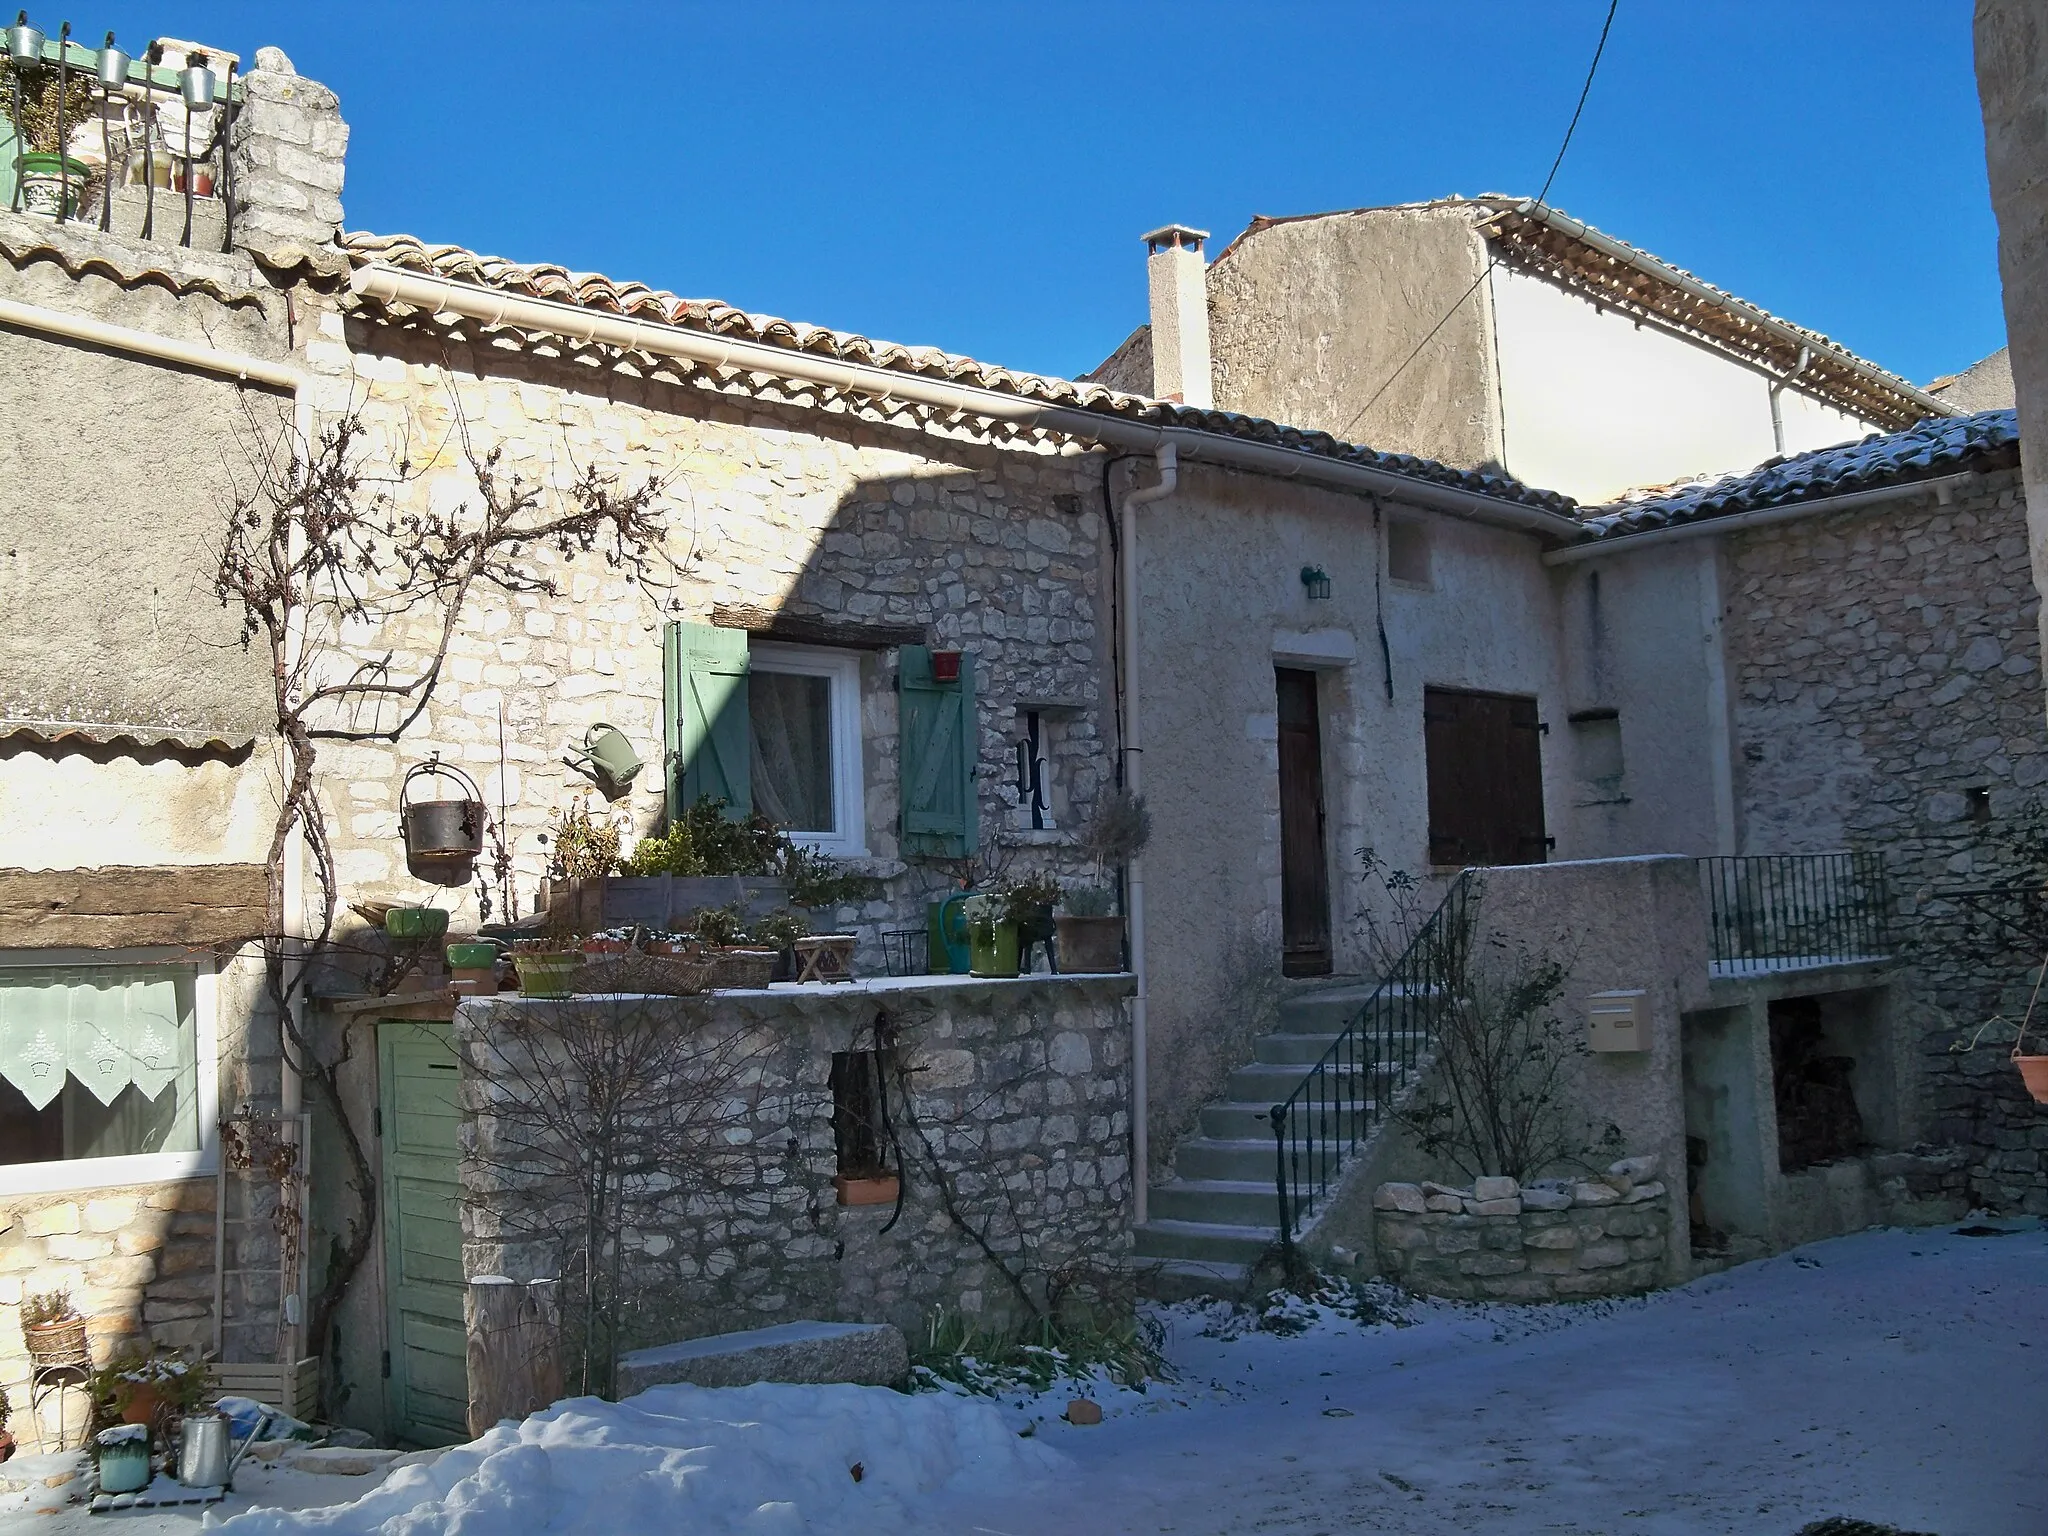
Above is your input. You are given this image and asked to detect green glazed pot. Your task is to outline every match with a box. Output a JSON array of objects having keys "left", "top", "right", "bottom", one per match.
[
  {"left": 385, "top": 907, "right": 450, "bottom": 942},
  {"left": 446, "top": 941, "right": 499, "bottom": 969},
  {"left": 515, "top": 951, "right": 584, "bottom": 999},
  {"left": 968, "top": 920, "right": 1020, "bottom": 979}
]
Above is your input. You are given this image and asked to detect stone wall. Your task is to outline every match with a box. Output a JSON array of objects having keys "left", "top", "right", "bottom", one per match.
[
  {"left": 0, "top": 1180, "right": 217, "bottom": 1449},
  {"left": 227, "top": 48, "right": 349, "bottom": 269},
  {"left": 457, "top": 974, "right": 1133, "bottom": 1350},
  {"left": 303, "top": 307, "right": 1111, "bottom": 969},
  {"left": 1718, "top": 468, "right": 2048, "bottom": 1212},
  {"left": 1371, "top": 1161, "right": 1670, "bottom": 1302}
]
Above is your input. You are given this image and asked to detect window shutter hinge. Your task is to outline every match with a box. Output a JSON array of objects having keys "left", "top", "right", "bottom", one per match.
[
  {"left": 381, "top": 1350, "right": 391, "bottom": 1379},
  {"left": 373, "top": 1107, "right": 383, "bottom": 1138}
]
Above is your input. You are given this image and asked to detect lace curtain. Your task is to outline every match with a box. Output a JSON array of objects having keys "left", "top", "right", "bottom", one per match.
[
  {"left": 0, "top": 966, "right": 195, "bottom": 1113},
  {"left": 750, "top": 669, "right": 835, "bottom": 833}
]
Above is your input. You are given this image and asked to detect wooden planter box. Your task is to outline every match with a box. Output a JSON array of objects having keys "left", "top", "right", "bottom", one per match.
[
  {"left": 214, "top": 1358, "right": 320, "bottom": 1420},
  {"left": 537, "top": 877, "right": 789, "bottom": 933}
]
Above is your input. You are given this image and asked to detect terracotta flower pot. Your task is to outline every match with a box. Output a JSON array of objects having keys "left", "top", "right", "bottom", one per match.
[
  {"left": 0, "top": 1428, "right": 15, "bottom": 1462},
  {"left": 116, "top": 1382, "right": 164, "bottom": 1427},
  {"left": 835, "top": 1173, "right": 899, "bottom": 1207},
  {"left": 1054, "top": 914, "right": 1125, "bottom": 974},
  {"left": 2015, "top": 1052, "right": 2048, "bottom": 1104}
]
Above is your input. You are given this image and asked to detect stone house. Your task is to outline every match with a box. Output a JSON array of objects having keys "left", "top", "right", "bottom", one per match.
[
  {"left": 1090, "top": 203, "right": 1950, "bottom": 502},
  {"left": 0, "top": 13, "right": 2034, "bottom": 1449},
  {"left": 0, "top": 22, "right": 1606, "bottom": 1446}
]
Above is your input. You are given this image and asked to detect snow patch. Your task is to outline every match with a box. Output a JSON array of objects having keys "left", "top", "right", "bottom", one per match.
[{"left": 212, "top": 1381, "right": 1064, "bottom": 1535}]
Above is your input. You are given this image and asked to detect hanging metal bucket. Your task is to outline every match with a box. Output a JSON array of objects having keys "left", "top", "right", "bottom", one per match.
[{"left": 401, "top": 759, "right": 487, "bottom": 864}]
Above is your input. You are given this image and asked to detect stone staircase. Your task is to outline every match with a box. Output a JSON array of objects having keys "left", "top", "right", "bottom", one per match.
[{"left": 1134, "top": 982, "right": 1429, "bottom": 1299}]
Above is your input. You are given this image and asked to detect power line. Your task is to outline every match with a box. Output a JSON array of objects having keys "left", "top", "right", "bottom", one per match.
[{"left": 1337, "top": 0, "right": 1620, "bottom": 443}]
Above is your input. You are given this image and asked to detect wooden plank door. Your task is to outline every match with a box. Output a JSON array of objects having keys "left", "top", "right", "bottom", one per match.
[
  {"left": 1277, "top": 667, "right": 1333, "bottom": 977},
  {"left": 1423, "top": 687, "right": 1549, "bottom": 866},
  {"left": 378, "top": 1018, "right": 469, "bottom": 1446}
]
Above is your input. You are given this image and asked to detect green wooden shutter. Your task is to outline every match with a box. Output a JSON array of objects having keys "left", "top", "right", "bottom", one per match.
[
  {"left": 898, "top": 646, "right": 978, "bottom": 858},
  {"left": 663, "top": 621, "right": 751, "bottom": 820}
]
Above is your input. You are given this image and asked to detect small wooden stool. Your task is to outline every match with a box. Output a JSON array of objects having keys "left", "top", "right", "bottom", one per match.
[{"left": 793, "top": 934, "right": 857, "bottom": 983}]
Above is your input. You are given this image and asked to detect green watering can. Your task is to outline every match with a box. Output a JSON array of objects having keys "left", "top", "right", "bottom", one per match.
[
  {"left": 568, "top": 723, "right": 644, "bottom": 792},
  {"left": 928, "top": 893, "right": 975, "bottom": 975}
]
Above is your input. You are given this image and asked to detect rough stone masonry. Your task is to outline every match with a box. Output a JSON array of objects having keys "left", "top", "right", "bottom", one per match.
[{"left": 1371, "top": 1158, "right": 1671, "bottom": 1302}]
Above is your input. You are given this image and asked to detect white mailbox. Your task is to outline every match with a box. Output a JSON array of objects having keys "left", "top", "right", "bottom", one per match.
[{"left": 1588, "top": 989, "right": 1649, "bottom": 1053}]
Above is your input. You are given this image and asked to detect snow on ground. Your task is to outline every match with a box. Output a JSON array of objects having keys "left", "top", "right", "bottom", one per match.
[
  {"left": 208, "top": 1383, "right": 1060, "bottom": 1536},
  {"left": 4, "top": 1224, "right": 2041, "bottom": 1535},
  {"left": 958, "top": 1223, "right": 2048, "bottom": 1536}
]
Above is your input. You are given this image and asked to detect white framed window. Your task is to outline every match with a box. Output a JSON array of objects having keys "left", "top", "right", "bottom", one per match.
[
  {"left": 747, "top": 642, "right": 867, "bottom": 856},
  {"left": 0, "top": 948, "right": 219, "bottom": 1195}
]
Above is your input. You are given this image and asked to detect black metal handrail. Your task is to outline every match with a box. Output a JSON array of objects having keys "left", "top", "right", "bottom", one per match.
[
  {"left": 1698, "top": 852, "right": 1892, "bottom": 974},
  {"left": 1270, "top": 870, "right": 1474, "bottom": 1246}
]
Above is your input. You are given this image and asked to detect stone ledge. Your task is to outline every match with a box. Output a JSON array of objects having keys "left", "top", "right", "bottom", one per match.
[
  {"left": 1374, "top": 1165, "right": 1671, "bottom": 1302},
  {"left": 616, "top": 1320, "right": 908, "bottom": 1396}
]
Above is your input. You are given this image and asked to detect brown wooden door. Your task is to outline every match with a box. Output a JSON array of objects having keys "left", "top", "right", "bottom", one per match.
[
  {"left": 1423, "top": 686, "right": 1549, "bottom": 867},
  {"left": 1277, "top": 668, "right": 1332, "bottom": 976}
]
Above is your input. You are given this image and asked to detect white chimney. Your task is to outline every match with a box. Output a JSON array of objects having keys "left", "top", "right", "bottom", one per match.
[{"left": 1142, "top": 224, "right": 1212, "bottom": 408}]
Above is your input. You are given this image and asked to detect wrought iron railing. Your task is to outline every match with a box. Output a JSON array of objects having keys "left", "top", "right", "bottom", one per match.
[
  {"left": 1698, "top": 852, "right": 1892, "bottom": 975},
  {"left": 1270, "top": 870, "right": 1474, "bottom": 1246},
  {"left": 2, "top": 18, "right": 243, "bottom": 249}
]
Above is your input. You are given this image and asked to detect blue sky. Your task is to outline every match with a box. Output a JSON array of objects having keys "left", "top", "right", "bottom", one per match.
[{"left": 94, "top": 1, "right": 2001, "bottom": 388}]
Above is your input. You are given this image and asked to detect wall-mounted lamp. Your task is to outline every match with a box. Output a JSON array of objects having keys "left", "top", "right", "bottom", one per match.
[{"left": 1300, "top": 564, "right": 1333, "bottom": 601}]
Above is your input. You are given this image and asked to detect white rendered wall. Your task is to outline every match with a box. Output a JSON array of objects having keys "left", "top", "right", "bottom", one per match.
[{"left": 1489, "top": 264, "right": 1880, "bottom": 504}]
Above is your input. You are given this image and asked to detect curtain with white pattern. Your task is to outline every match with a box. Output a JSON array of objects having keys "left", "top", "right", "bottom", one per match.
[{"left": 0, "top": 967, "right": 193, "bottom": 1111}]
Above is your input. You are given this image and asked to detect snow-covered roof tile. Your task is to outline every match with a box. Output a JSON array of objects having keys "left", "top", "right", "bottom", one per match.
[{"left": 1580, "top": 410, "right": 2020, "bottom": 538}]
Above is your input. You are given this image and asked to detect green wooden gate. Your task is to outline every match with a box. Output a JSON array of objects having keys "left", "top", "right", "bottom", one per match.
[{"left": 378, "top": 1017, "right": 469, "bottom": 1445}]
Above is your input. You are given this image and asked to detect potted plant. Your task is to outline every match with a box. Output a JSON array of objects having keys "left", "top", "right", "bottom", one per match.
[
  {"left": 0, "top": 1382, "right": 14, "bottom": 1463},
  {"left": 94, "top": 1352, "right": 212, "bottom": 1435},
  {"left": 1056, "top": 883, "right": 1125, "bottom": 973},
  {"left": 1053, "top": 788, "right": 1150, "bottom": 975},
  {"left": 1004, "top": 872, "right": 1061, "bottom": 972},
  {"left": 749, "top": 910, "right": 810, "bottom": 982},
  {"left": 1955, "top": 974, "right": 2048, "bottom": 1105},
  {"left": 21, "top": 1288, "right": 88, "bottom": 1369},
  {"left": 963, "top": 894, "right": 1018, "bottom": 978},
  {"left": 93, "top": 1423, "right": 151, "bottom": 1494},
  {"left": 511, "top": 938, "right": 584, "bottom": 999},
  {"left": 3, "top": 60, "right": 96, "bottom": 219}
]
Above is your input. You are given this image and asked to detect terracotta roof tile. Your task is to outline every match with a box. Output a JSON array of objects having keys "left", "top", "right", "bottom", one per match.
[
  {"left": 1582, "top": 410, "right": 2019, "bottom": 538},
  {"left": 339, "top": 231, "right": 1578, "bottom": 516}
]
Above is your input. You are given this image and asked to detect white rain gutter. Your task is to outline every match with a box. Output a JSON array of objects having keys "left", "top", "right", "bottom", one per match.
[
  {"left": 1118, "top": 444, "right": 1178, "bottom": 1228},
  {"left": 1499, "top": 202, "right": 1958, "bottom": 422},
  {"left": 0, "top": 293, "right": 309, "bottom": 1350},
  {"left": 0, "top": 294, "right": 303, "bottom": 390},
  {"left": 1543, "top": 469, "right": 1981, "bottom": 565},
  {"left": 346, "top": 263, "right": 1585, "bottom": 541}
]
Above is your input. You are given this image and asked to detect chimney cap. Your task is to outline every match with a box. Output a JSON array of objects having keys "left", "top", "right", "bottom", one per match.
[{"left": 1141, "top": 224, "right": 1210, "bottom": 254}]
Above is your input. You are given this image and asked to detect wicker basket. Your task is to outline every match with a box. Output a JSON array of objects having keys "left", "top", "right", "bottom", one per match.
[
  {"left": 25, "top": 1315, "right": 89, "bottom": 1371},
  {"left": 704, "top": 948, "right": 779, "bottom": 990},
  {"left": 579, "top": 952, "right": 716, "bottom": 997}
]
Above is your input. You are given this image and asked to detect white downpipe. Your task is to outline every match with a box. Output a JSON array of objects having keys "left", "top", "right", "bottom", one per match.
[
  {"left": 1120, "top": 445, "right": 1178, "bottom": 1227},
  {"left": 347, "top": 264, "right": 1585, "bottom": 541}
]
